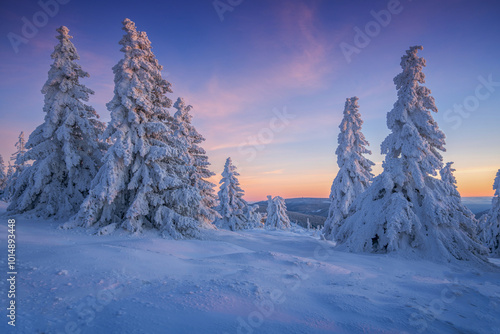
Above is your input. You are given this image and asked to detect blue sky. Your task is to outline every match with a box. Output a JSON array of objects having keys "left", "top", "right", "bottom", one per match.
[{"left": 1, "top": 0, "right": 499, "bottom": 201}]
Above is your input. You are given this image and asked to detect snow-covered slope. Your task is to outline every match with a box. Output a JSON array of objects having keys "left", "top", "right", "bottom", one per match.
[{"left": 1, "top": 209, "right": 499, "bottom": 333}]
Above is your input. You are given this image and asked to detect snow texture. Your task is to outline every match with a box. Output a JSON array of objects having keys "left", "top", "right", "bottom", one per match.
[
  {"left": 334, "top": 46, "right": 488, "bottom": 266},
  {"left": 7, "top": 27, "right": 105, "bottom": 219},
  {"left": 63, "top": 19, "right": 213, "bottom": 239},
  {"left": 266, "top": 195, "right": 291, "bottom": 230},
  {"left": 2, "top": 210, "right": 498, "bottom": 334},
  {"left": 323, "top": 97, "right": 374, "bottom": 241}
]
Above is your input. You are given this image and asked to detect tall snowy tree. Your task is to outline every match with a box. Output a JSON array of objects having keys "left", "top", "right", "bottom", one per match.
[
  {"left": 172, "top": 97, "right": 218, "bottom": 225},
  {"left": 479, "top": 170, "right": 500, "bottom": 257},
  {"left": 64, "top": 19, "right": 213, "bottom": 238},
  {"left": 7, "top": 27, "right": 105, "bottom": 218},
  {"left": 265, "top": 196, "right": 290, "bottom": 230},
  {"left": 333, "top": 46, "right": 487, "bottom": 264},
  {"left": 215, "top": 157, "right": 249, "bottom": 230},
  {"left": 323, "top": 97, "right": 374, "bottom": 241}
]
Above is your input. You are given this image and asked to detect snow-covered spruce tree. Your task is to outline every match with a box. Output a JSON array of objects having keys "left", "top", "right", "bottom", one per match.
[
  {"left": 11, "top": 132, "right": 27, "bottom": 170},
  {"left": 2, "top": 161, "right": 15, "bottom": 201},
  {"left": 172, "top": 97, "right": 219, "bottom": 225},
  {"left": 479, "top": 170, "right": 500, "bottom": 257},
  {"left": 65, "top": 19, "right": 213, "bottom": 238},
  {"left": 334, "top": 46, "right": 487, "bottom": 264},
  {"left": 439, "top": 162, "right": 479, "bottom": 237},
  {"left": 245, "top": 204, "right": 263, "bottom": 228},
  {"left": 323, "top": 97, "right": 374, "bottom": 241},
  {"left": 4, "top": 132, "right": 28, "bottom": 201},
  {"left": 265, "top": 196, "right": 290, "bottom": 230},
  {"left": 215, "top": 157, "right": 249, "bottom": 230},
  {"left": 7, "top": 27, "right": 105, "bottom": 218}
]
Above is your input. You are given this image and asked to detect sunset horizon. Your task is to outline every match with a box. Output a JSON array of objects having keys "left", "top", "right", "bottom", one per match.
[{"left": 2, "top": 1, "right": 499, "bottom": 203}]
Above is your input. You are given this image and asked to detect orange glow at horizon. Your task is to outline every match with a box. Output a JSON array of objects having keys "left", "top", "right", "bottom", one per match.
[
  {"left": 210, "top": 167, "right": 498, "bottom": 202},
  {"left": 455, "top": 167, "right": 497, "bottom": 198}
]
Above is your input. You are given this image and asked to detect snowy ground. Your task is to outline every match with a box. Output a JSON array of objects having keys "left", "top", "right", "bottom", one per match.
[{"left": 1, "top": 208, "right": 500, "bottom": 333}]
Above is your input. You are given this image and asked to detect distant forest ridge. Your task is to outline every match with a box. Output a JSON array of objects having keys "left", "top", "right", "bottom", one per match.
[{"left": 252, "top": 197, "right": 492, "bottom": 228}]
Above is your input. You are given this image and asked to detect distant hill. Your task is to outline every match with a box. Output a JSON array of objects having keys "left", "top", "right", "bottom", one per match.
[
  {"left": 252, "top": 197, "right": 492, "bottom": 228},
  {"left": 460, "top": 197, "right": 492, "bottom": 215}
]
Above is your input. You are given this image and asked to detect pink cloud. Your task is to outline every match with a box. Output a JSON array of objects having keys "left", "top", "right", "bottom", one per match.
[{"left": 182, "top": 2, "right": 346, "bottom": 121}]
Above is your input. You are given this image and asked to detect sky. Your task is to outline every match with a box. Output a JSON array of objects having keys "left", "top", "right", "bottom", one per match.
[{"left": 0, "top": 0, "right": 499, "bottom": 202}]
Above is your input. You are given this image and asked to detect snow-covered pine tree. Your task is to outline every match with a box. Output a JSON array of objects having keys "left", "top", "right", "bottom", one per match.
[
  {"left": 11, "top": 132, "right": 27, "bottom": 171},
  {"left": 479, "top": 170, "right": 500, "bottom": 257},
  {"left": 215, "top": 157, "right": 248, "bottom": 230},
  {"left": 265, "top": 196, "right": 290, "bottom": 230},
  {"left": 7, "top": 27, "right": 105, "bottom": 218},
  {"left": 0, "top": 155, "right": 6, "bottom": 194},
  {"left": 172, "top": 97, "right": 218, "bottom": 225},
  {"left": 439, "top": 162, "right": 479, "bottom": 237},
  {"left": 4, "top": 132, "right": 28, "bottom": 202},
  {"left": 65, "top": 19, "right": 213, "bottom": 238},
  {"left": 2, "top": 161, "right": 15, "bottom": 201},
  {"left": 323, "top": 97, "right": 374, "bottom": 241},
  {"left": 334, "top": 46, "right": 487, "bottom": 264},
  {"left": 244, "top": 204, "right": 263, "bottom": 229}
]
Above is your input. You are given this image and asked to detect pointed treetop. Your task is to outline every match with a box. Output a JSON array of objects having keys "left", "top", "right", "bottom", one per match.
[
  {"left": 336, "top": 96, "right": 372, "bottom": 167},
  {"left": 56, "top": 26, "right": 71, "bottom": 39},
  {"left": 345, "top": 96, "right": 359, "bottom": 108},
  {"left": 397, "top": 45, "right": 427, "bottom": 88},
  {"left": 440, "top": 161, "right": 457, "bottom": 187},
  {"left": 122, "top": 18, "right": 137, "bottom": 33},
  {"left": 494, "top": 169, "right": 500, "bottom": 197},
  {"left": 174, "top": 97, "right": 193, "bottom": 123}
]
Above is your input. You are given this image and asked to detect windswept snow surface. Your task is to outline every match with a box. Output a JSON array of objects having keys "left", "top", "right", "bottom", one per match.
[{"left": 1, "top": 206, "right": 499, "bottom": 333}]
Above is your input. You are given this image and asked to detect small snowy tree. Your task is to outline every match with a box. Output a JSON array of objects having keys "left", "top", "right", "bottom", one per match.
[
  {"left": 323, "top": 97, "right": 374, "bottom": 241},
  {"left": 265, "top": 196, "right": 290, "bottom": 230},
  {"left": 334, "top": 46, "right": 487, "bottom": 264},
  {"left": 4, "top": 132, "right": 28, "bottom": 202},
  {"left": 2, "top": 161, "right": 15, "bottom": 201},
  {"left": 64, "top": 19, "right": 213, "bottom": 238},
  {"left": 439, "top": 162, "right": 479, "bottom": 237},
  {"left": 11, "top": 132, "right": 27, "bottom": 171},
  {"left": 215, "top": 157, "right": 248, "bottom": 230},
  {"left": 0, "top": 155, "right": 6, "bottom": 194},
  {"left": 479, "top": 170, "right": 500, "bottom": 257},
  {"left": 7, "top": 27, "right": 105, "bottom": 218},
  {"left": 244, "top": 204, "right": 263, "bottom": 229},
  {"left": 172, "top": 97, "right": 218, "bottom": 225}
]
